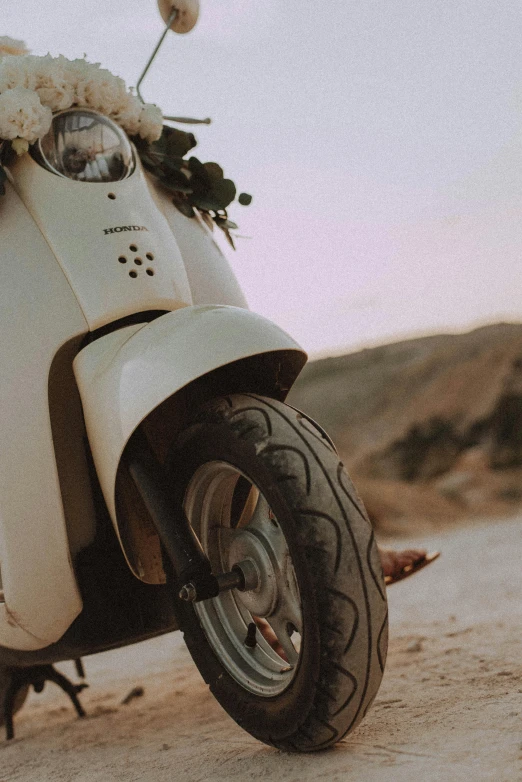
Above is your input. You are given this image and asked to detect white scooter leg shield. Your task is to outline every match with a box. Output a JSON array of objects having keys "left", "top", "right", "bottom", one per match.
[{"left": 73, "top": 305, "right": 307, "bottom": 577}]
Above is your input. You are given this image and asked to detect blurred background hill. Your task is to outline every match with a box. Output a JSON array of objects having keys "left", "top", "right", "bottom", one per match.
[{"left": 288, "top": 322, "right": 522, "bottom": 535}]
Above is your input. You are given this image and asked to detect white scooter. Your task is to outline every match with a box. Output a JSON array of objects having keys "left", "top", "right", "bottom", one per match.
[{"left": 0, "top": 1, "right": 388, "bottom": 749}]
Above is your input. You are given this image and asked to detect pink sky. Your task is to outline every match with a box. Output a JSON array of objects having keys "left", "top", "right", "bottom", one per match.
[{"left": 4, "top": 0, "right": 522, "bottom": 357}]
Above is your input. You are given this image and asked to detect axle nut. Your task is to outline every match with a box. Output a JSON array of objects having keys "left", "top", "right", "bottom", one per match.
[{"left": 179, "top": 582, "right": 197, "bottom": 602}]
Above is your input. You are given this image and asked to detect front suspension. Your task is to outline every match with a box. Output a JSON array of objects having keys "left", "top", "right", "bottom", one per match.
[{"left": 123, "top": 427, "right": 247, "bottom": 602}]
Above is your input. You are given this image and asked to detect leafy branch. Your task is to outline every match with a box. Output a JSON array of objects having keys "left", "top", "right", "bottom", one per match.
[{"left": 134, "top": 125, "right": 252, "bottom": 249}]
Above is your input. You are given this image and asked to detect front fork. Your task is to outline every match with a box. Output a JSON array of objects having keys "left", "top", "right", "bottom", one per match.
[{"left": 124, "top": 428, "right": 255, "bottom": 603}]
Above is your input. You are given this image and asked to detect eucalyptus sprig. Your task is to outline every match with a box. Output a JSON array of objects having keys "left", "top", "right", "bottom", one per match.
[{"left": 134, "top": 125, "right": 252, "bottom": 249}]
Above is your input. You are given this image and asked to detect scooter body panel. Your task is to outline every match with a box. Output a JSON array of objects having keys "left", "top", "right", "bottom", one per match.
[
  {"left": 0, "top": 151, "right": 304, "bottom": 651},
  {"left": 0, "top": 182, "right": 86, "bottom": 650},
  {"left": 73, "top": 305, "right": 307, "bottom": 576},
  {"left": 9, "top": 154, "right": 194, "bottom": 331},
  {"left": 145, "top": 176, "right": 249, "bottom": 310}
]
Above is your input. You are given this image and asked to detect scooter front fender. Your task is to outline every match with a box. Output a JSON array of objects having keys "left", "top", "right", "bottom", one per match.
[{"left": 73, "top": 305, "right": 307, "bottom": 576}]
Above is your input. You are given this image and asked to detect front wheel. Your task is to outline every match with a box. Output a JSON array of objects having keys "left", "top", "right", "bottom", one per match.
[{"left": 167, "top": 394, "right": 388, "bottom": 751}]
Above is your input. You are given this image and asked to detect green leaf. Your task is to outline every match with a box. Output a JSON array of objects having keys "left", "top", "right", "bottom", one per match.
[
  {"left": 188, "top": 157, "right": 212, "bottom": 190},
  {"left": 163, "top": 126, "right": 197, "bottom": 157},
  {"left": 172, "top": 196, "right": 195, "bottom": 218},
  {"left": 213, "top": 216, "right": 238, "bottom": 231},
  {"left": 139, "top": 154, "right": 160, "bottom": 171},
  {"left": 138, "top": 148, "right": 170, "bottom": 176},
  {"left": 162, "top": 158, "right": 184, "bottom": 174},
  {"left": 160, "top": 178, "right": 194, "bottom": 195},
  {"left": 238, "top": 192, "right": 252, "bottom": 206},
  {"left": 203, "top": 162, "right": 224, "bottom": 181},
  {"left": 160, "top": 167, "right": 192, "bottom": 192},
  {"left": 190, "top": 194, "right": 222, "bottom": 212},
  {"left": 208, "top": 178, "right": 236, "bottom": 210}
]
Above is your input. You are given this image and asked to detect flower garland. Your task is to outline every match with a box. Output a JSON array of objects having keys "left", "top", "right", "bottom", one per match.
[
  {"left": 0, "top": 41, "right": 251, "bottom": 242},
  {"left": 0, "top": 51, "right": 163, "bottom": 155}
]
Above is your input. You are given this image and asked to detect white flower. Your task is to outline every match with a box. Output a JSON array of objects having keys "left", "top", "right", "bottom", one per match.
[
  {"left": 27, "top": 54, "right": 76, "bottom": 112},
  {"left": 74, "top": 62, "right": 129, "bottom": 115},
  {"left": 0, "top": 55, "right": 34, "bottom": 92},
  {"left": 0, "top": 37, "right": 29, "bottom": 58},
  {"left": 137, "top": 102, "right": 163, "bottom": 142},
  {"left": 112, "top": 93, "right": 143, "bottom": 137},
  {"left": 0, "top": 87, "right": 52, "bottom": 150}
]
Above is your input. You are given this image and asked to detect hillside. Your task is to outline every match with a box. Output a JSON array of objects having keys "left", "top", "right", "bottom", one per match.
[{"left": 287, "top": 323, "right": 522, "bottom": 533}]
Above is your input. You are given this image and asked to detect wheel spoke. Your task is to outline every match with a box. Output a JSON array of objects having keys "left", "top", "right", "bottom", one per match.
[
  {"left": 244, "top": 493, "right": 271, "bottom": 533},
  {"left": 236, "top": 485, "right": 259, "bottom": 528},
  {"left": 245, "top": 499, "right": 290, "bottom": 566},
  {"left": 265, "top": 615, "right": 300, "bottom": 666}
]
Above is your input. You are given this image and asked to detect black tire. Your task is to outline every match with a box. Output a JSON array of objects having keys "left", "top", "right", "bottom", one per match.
[{"left": 167, "top": 394, "right": 388, "bottom": 752}]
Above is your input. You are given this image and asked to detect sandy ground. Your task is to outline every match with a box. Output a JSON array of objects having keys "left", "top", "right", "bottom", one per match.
[{"left": 1, "top": 516, "right": 521, "bottom": 782}]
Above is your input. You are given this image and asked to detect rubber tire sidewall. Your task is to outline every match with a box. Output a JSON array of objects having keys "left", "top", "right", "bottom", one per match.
[{"left": 169, "top": 413, "right": 321, "bottom": 747}]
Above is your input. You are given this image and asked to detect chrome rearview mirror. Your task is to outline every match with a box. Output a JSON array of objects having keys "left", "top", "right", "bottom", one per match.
[{"left": 157, "top": 0, "right": 200, "bottom": 34}]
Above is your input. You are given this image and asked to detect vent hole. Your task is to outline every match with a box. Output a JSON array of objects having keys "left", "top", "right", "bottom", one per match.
[
  {"left": 108, "top": 192, "right": 116, "bottom": 200},
  {"left": 118, "top": 256, "right": 127, "bottom": 264},
  {"left": 129, "top": 244, "right": 138, "bottom": 252},
  {"left": 129, "top": 270, "right": 138, "bottom": 279},
  {"left": 146, "top": 252, "right": 154, "bottom": 261},
  {"left": 146, "top": 268, "right": 154, "bottom": 276},
  {"left": 134, "top": 257, "right": 143, "bottom": 266}
]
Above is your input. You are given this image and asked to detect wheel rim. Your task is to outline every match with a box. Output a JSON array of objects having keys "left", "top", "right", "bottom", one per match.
[{"left": 183, "top": 461, "right": 303, "bottom": 697}]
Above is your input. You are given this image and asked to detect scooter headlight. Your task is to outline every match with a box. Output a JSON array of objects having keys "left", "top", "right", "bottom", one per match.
[{"left": 33, "top": 108, "right": 134, "bottom": 182}]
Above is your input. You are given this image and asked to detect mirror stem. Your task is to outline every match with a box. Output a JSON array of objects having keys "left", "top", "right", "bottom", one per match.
[
  {"left": 135, "top": 9, "right": 212, "bottom": 125},
  {"left": 136, "top": 8, "right": 178, "bottom": 103},
  {"left": 163, "top": 115, "right": 211, "bottom": 125}
]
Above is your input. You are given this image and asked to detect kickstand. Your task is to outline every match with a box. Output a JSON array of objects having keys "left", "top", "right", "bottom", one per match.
[{"left": 4, "top": 663, "right": 89, "bottom": 740}]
